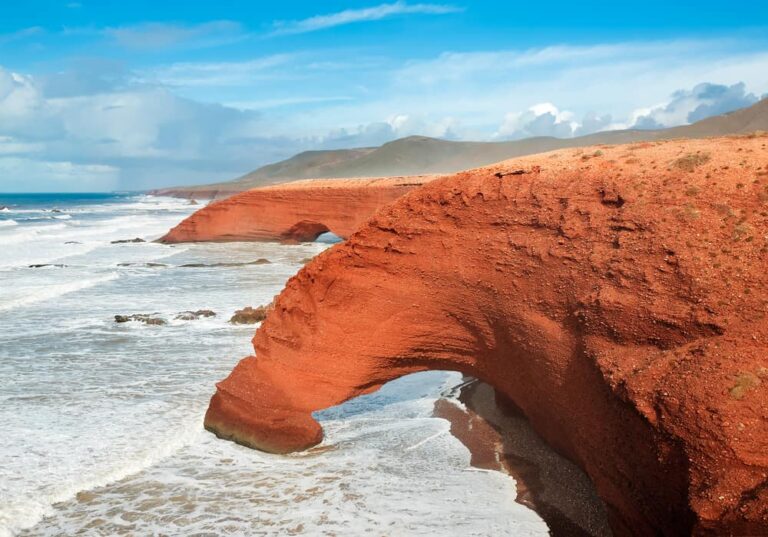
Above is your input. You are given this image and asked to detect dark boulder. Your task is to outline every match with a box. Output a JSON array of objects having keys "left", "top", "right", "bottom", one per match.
[
  {"left": 111, "top": 238, "right": 146, "bottom": 244},
  {"left": 114, "top": 314, "right": 166, "bottom": 325},
  {"left": 175, "top": 310, "right": 217, "bottom": 321}
]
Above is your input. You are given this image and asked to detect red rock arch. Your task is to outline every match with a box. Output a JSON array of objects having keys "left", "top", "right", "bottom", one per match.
[
  {"left": 160, "top": 176, "right": 438, "bottom": 244},
  {"left": 205, "top": 137, "right": 768, "bottom": 536}
]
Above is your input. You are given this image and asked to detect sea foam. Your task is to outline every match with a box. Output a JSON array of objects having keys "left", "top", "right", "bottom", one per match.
[{"left": 0, "top": 272, "right": 120, "bottom": 312}]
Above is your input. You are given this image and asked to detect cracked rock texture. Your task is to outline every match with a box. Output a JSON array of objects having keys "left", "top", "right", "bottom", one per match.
[
  {"left": 205, "top": 136, "right": 768, "bottom": 536},
  {"left": 159, "top": 176, "right": 438, "bottom": 243}
]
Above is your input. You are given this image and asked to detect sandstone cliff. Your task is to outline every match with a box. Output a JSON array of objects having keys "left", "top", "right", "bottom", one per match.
[
  {"left": 205, "top": 136, "right": 768, "bottom": 535},
  {"left": 159, "top": 175, "right": 438, "bottom": 243}
]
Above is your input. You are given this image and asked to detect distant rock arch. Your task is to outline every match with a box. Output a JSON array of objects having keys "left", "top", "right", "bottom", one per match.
[{"left": 160, "top": 176, "right": 439, "bottom": 244}]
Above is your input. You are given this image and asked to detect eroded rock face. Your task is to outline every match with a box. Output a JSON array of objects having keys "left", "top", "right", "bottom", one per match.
[
  {"left": 159, "top": 176, "right": 439, "bottom": 243},
  {"left": 205, "top": 136, "right": 768, "bottom": 535}
]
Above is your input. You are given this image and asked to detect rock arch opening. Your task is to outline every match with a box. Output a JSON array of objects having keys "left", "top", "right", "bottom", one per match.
[
  {"left": 315, "top": 231, "right": 343, "bottom": 244},
  {"left": 281, "top": 220, "right": 331, "bottom": 243}
]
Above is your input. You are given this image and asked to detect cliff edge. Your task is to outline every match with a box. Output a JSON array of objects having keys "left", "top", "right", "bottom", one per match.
[{"left": 205, "top": 136, "right": 768, "bottom": 535}]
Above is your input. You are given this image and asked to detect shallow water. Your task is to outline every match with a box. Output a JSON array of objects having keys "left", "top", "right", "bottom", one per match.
[{"left": 0, "top": 194, "right": 547, "bottom": 536}]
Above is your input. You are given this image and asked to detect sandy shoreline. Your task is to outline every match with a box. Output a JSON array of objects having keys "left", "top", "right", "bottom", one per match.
[{"left": 434, "top": 378, "right": 613, "bottom": 537}]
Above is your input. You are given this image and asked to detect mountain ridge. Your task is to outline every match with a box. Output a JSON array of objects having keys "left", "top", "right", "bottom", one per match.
[{"left": 150, "top": 98, "right": 768, "bottom": 199}]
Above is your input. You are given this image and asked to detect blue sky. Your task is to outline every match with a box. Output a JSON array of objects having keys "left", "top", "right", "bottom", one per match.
[{"left": 1, "top": 1, "right": 767, "bottom": 191}]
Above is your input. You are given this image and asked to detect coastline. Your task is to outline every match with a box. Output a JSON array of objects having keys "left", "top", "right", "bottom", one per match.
[{"left": 434, "top": 379, "right": 613, "bottom": 537}]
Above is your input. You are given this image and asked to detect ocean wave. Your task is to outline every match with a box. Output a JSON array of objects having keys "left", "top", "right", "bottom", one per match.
[
  {"left": 0, "top": 411, "right": 205, "bottom": 537},
  {"left": 0, "top": 223, "right": 68, "bottom": 245},
  {"left": 0, "top": 272, "right": 119, "bottom": 312},
  {"left": 0, "top": 219, "right": 18, "bottom": 227},
  {"left": 0, "top": 208, "right": 46, "bottom": 214}
]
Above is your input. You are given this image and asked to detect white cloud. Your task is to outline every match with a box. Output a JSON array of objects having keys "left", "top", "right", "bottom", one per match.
[
  {"left": 492, "top": 81, "right": 764, "bottom": 140},
  {"left": 103, "top": 21, "right": 245, "bottom": 50},
  {"left": 631, "top": 82, "right": 759, "bottom": 129},
  {"left": 385, "top": 40, "right": 768, "bottom": 130},
  {"left": 396, "top": 39, "right": 762, "bottom": 86},
  {"left": 270, "top": 1, "right": 462, "bottom": 36},
  {"left": 227, "top": 96, "right": 354, "bottom": 110},
  {"left": 0, "top": 157, "right": 119, "bottom": 192},
  {"left": 0, "top": 68, "right": 64, "bottom": 141},
  {"left": 138, "top": 55, "right": 296, "bottom": 87},
  {"left": 0, "top": 136, "right": 43, "bottom": 155},
  {"left": 0, "top": 65, "right": 294, "bottom": 190},
  {"left": 494, "top": 103, "right": 623, "bottom": 140},
  {"left": 317, "top": 113, "right": 459, "bottom": 148},
  {"left": 495, "top": 103, "right": 576, "bottom": 139},
  {"left": 0, "top": 27, "right": 44, "bottom": 44}
]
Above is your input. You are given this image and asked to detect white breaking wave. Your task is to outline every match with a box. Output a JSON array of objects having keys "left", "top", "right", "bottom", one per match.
[
  {"left": 0, "top": 410, "right": 206, "bottom": 537},
  {"left": 0, "top": 208, "right": 45, "bottom": 214},
  {"left": 0, "top": 219, "right": 17, "bottom": 227},
  {"left": 0, "top": 223, "right": 68, "bottom": 245},
  {"left": 0, "top": 272, "right": 119, "bottom": 312}
]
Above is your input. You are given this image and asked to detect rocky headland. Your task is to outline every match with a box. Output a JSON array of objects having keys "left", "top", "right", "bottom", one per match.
[
  {"left": 203, "top": 135, "right": 768, "bottom": 535},
  {"left": 159, "top": 175, "right": 439, "bottom": 243}
]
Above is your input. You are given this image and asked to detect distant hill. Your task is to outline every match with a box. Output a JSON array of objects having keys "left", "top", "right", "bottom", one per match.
[{"left": 150, "top": 98, "right": 768, "bottom": 199}]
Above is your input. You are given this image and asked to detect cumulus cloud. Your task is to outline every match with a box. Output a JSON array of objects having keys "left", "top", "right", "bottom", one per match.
[
  {"left": 319, "top": 114, "right": 459, "bottom": 148},
  {"left": 270, "top": 1, "right": 462, "bottom": 36},
  {"left": 631, "top": 82, "right": 759, "bottom": 129},
  {"left": 0, "top": 65, "right": 307, "bottom": 190},
  {"left": 495, "top": 103, "right": 576, "bottom": 139},
  {"left": 0, "top": 69, "right": 64, "bottom": 141},
  {"left": 494, "top": 103, "right": 617, "bottom": 140},
  {"left": 574, "top": 111, "right": 615, "bottom": 137},
  {"left": 495, "top": 81, "right": 762, "bottom": 141}
]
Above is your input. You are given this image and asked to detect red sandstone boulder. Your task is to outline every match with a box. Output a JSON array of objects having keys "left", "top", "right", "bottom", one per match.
[{"left": 205, "top": 136, "right": 768, "bottom": 536}]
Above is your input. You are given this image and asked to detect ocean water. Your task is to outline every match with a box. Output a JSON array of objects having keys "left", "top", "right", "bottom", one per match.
[{"left": 0, "top": 193, "right": 547, "bottom": 536}]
